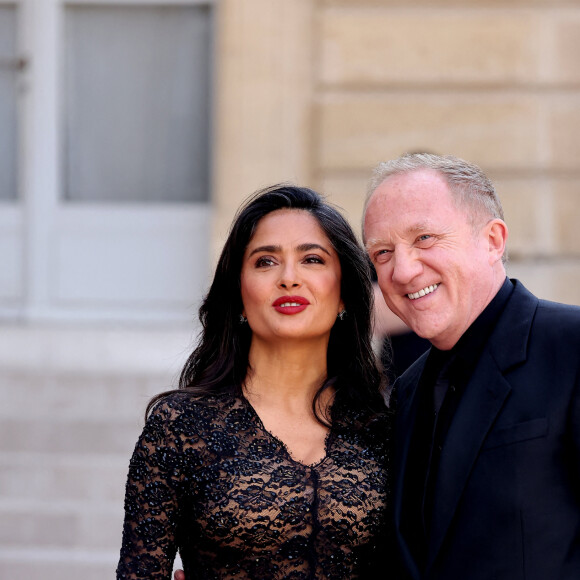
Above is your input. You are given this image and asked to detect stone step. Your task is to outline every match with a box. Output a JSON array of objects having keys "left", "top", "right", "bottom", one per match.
[
  {"left": 0, "top": 323, "right": 197, "bottom": 577},
  {"left": 0, "top": 324, "right": 195, "bottom": 376},
  {"left": 0, "top": 548, "right": 118, "bottom": 580},
  {"left": 0, "top": 456, "right": 130, "bottom": 574},
  {"left": 0, "top": 371, "right": 175, "bottom": 420},
  {"left": 0, "top": 452, "right": 127, "bottom": 503},
  {"left": 1, "top": 417, "right": 143, "bottom": 455},
  {"left": 0, "top": 498, "right": 122, "bottom": 551},
  {"left": 0, "top": 547, "right": 183, "bottom": 580}
]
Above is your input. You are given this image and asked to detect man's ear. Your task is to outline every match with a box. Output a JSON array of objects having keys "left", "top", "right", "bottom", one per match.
[{"left": 486, "top": 219, "right": 508, "bottom": 264}]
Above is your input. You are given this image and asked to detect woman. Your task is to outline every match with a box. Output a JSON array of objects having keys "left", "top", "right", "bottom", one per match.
[{"left": 117, "top": 185, "right": 390, "bottom": 579}]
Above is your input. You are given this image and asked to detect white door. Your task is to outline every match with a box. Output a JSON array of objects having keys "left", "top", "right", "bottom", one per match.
[{"left": 1, "top": 0, "right": 214, "bottom": 322}]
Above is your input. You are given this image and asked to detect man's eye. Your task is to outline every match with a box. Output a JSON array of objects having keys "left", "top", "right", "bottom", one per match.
[{"left": 374, "top": 249, "right": 393, "bottom": 263}]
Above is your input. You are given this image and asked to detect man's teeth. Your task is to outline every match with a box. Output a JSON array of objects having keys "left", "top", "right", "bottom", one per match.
[
  {"left": 407, "top": 284, "right": 438, "bottom": 300},
  {"left": 280, "top": 302, "right": 302, "bottom": 307}
]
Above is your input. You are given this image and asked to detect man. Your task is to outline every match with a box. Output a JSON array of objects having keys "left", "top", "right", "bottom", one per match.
[{"left": 363, "top": 153, "right": 580, "bottom": 579}]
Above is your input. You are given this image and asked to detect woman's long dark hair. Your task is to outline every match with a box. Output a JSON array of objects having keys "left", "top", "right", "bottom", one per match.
[{"left": 148, "top": 184, "right": 385, "bottom": 422}]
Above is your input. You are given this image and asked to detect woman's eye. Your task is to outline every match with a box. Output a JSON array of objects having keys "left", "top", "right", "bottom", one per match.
[
  {"left": 255, "top": 256, "right": 276, "bottom": 267},
  {"left": 304, "top": 255, "right": 324, "bottom": 264}
]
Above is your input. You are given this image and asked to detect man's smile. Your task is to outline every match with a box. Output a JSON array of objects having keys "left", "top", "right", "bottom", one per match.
[{"left": 407, "top": 284, "right": 439, "bottom": 300}]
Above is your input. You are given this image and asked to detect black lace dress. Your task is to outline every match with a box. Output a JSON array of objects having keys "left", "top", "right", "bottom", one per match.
[{"left": 117, "top": 391, "right": 390, "bottom": 579}]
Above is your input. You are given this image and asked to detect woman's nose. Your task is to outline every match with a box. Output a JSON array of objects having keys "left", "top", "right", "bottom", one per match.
[{"left": 278, "top": 264, "right": 301, "bottom": 289}]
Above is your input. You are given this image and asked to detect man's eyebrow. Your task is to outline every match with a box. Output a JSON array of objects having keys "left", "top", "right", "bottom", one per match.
[
  {"left": 247, "top": 243, "right": 331, "bottom": 258},
  {"left": 407, "top": 221, "right": 432, "bottom": 233},
  {"left": 365, "top": 238, "right": 390, "bottom": 252}
]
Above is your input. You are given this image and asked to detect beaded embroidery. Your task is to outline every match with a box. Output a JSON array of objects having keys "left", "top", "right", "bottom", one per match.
[{"left": 117, "top": 392, "right": 390, "bottom": 579}]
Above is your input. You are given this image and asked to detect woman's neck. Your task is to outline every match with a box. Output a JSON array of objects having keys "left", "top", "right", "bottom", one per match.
[
  {"left": 244, "top": 337, "right": 329, "bottom": 406},
  {"left": 242, "top": 337, "right": 334, "bottom": 465}
]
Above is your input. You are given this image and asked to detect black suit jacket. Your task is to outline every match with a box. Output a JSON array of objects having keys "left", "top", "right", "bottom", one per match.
[{"left": 393, "top": 280, "right": 580, "bottom": 580}]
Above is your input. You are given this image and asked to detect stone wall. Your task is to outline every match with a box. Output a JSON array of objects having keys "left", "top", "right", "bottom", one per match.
[{"left": 214, "top": 0, "right": 580, "bottom": 304}]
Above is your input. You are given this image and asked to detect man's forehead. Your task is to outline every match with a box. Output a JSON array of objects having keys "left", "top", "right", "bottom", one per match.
[
  {"left": 365, "top": 220, "right": 433, "bottom": 247},
  {"left": 376, "top": 170, "right": 450, "bottom": 199},
  {"left": 363, "top": 168, "right": 458, "bottom": 240}
]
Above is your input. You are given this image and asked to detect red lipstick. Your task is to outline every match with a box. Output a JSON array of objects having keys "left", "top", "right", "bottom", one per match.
[{"left": 272, "top": 295, "right": 310, "bottom": 315}]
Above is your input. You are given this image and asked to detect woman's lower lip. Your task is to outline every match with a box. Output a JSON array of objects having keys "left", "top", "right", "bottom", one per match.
[{"left": 273, "top": 305, "right": 308, "bottom": 315}]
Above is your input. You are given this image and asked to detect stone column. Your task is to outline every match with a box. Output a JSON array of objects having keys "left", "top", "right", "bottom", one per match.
[{"left": 211, "top": 0, "right": 315, "bottom": 259}]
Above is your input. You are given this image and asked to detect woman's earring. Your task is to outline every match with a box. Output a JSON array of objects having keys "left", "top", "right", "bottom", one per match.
[
  {"left": 337, "top": 310, "right": 346, "bottom": 321},
  {"left": 239, "top": 314, "right": 247, "bottom": 324}
]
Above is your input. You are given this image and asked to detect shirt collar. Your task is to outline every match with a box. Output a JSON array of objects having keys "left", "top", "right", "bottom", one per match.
[{"left": 428, "top": 277, "right": 514, "bottom": 380}]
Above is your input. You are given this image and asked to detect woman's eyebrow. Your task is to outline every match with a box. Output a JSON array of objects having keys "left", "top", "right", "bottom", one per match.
[
  {"left": 296, "top": 243, "right": 331, "bottom": 256},
  {"left": 247, "top": 244, "right": 281, "bottom": 258},
  {"left": 247, "top": 243, "right": 331, "bottom": 258}
]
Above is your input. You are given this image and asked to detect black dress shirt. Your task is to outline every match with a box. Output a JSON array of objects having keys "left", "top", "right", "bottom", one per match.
[{"left": 400, "top": 277, "right": 514, "bottom": 570}]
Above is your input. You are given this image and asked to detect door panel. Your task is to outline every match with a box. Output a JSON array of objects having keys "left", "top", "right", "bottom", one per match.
[
  {"left": 63, "top": 5, "right": 212, "bottom": 203},
  {"left": 53, "top": 206, "right": 210, "bottom": 320}
]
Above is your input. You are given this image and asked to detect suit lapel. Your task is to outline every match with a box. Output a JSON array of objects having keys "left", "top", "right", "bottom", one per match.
[{"left": 393, "top": 356, "right": 427, "bottom": 579}]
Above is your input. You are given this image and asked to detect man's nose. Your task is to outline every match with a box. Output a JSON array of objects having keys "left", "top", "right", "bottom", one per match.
[{"left": 391, "top": 249, "right": 422, "bottom": 285}]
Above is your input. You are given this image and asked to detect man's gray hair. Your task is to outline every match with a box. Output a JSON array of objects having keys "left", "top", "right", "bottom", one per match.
[{"left": 365, "top": 153, "right": 505, "bottom": 228}]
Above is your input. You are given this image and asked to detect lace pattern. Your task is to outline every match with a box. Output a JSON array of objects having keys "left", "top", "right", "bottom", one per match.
[{"left": 117, "top": 392, "right": 390, "bottom": 579}]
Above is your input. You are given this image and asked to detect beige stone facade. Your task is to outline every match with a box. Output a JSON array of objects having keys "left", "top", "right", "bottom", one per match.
[
  {"left": 214, "top": 0, "right": 580, "bottom": 304},
  {"left": 2, "top": 2, "right": 580, "bottom": 578}
]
